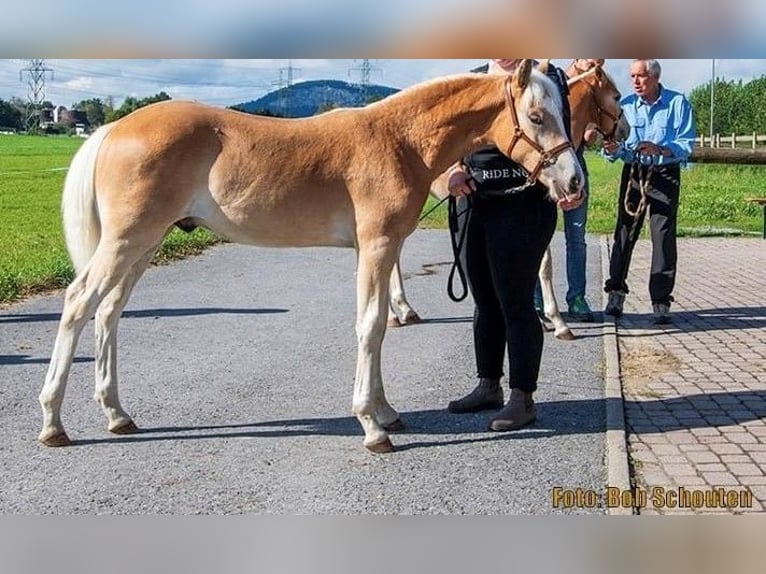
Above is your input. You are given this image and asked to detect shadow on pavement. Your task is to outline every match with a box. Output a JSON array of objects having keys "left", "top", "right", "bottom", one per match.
[
  {"left": 0, "top": 354, "right": 92, "bottom": 366},
  {"left": 63, "top": 390, "right": 766, "bottom": 451},
  {"left": 625, "top": 390, "right": 766, "bottom": 433},
  {"left": 615, "top": 306, "right": 766, "bottom": 336},
  {"left": 0, "top": 307, "right": 288, "bottom": 324}
]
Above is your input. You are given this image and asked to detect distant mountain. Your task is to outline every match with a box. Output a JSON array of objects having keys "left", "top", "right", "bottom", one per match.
[{"left": 233, "top": 79, "right": 400, "bottom": 118}]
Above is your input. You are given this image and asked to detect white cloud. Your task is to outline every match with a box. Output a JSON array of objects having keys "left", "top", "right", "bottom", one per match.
[{"left": 2, "top": 59, "right": 765, "bottom": 109}]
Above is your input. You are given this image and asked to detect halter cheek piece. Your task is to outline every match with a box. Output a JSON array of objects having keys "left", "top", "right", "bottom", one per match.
[
  {"left": 590, "top": 88, "right": 623, "bottom": 140},
  {"left": 577, "top": 68, "right": 624, "bottom": 141},
  {"left": 502, "top": 77, "right": 573, "bottom": 186}
]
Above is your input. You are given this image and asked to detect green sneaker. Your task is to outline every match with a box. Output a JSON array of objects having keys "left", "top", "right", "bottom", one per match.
[{"left": 568, "top": 295, "right": 595, "bottom": 322}]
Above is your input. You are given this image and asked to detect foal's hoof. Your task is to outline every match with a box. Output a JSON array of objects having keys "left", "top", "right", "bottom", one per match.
[
  {"left": 402, "top": 311, "right": 422, "bottom": 325},
  {"left": 109, "top": 420, "right": 140, "bottom": 435},
  {"left": 365, "top": 438, "right": 395, "bottom": 454},
  {"left": 387, "top": 311, "right": 422, "bottom": 328},
  {"left": 40, "top": 431, "right": 71, "bottom": 447},
  {"left": 383, "top": 419, "right": 405, "bottom": 432},
  {"left": 555, "top": 329, "right": 576, "bottom": 341}
]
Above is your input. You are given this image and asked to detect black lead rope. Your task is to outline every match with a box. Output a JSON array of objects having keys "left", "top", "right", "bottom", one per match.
[
  {"left": 418, "top": 195, "right": 450, "bottom": 222},
  {"left": 447, "top": 194, "right": 472, "bottom": 302}
]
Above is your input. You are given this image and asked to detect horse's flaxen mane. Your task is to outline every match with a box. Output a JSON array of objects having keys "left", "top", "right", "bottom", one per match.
[
  {"left": 368, "top": 74, "right": 498, "bottom": 116},
  {"left": 591, "top": 67, "right": 619, "bottom": 93},
  {"left": 569, "top": 64, "right": 619, "bottom": 93},
  {"left": 367, "top": 68, "right": 561, "bottom": 117}
]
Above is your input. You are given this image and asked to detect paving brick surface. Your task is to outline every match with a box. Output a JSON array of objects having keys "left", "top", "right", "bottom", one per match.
[{"left": 610, "top": 237, "right": 766, "bottom": 514}]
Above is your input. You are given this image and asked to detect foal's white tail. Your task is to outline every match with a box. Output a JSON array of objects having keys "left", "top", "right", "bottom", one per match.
[{"left": 61, "top": 124, "right": 115, "bottom": 274}]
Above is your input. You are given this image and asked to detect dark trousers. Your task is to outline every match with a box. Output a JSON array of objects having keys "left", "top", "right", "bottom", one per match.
[
  {"left": 604, "top": 163, "right": 680, "bottom": 305},
  {"left": 466, "top": 188, "right": 557, "bottom": 392}
]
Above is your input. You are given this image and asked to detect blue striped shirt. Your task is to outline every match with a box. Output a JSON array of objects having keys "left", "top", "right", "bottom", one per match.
[{"left": 603, "top": 84, "right": 696, "bottom": 167}]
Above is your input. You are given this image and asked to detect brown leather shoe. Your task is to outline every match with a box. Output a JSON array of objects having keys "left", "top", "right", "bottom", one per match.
[
  {"left": 488, "top": 388, "right": 536, "bottom": 431},
  {"left": 447, "top": 378, "right": 503, "bottom": 413}
]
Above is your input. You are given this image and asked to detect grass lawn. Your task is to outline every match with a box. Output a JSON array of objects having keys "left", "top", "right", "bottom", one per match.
[
  {"left": 0, "top": 135, "right": 220, "bottom": 304},
  {"left": 420, "top": 151, "right": 766, "bottom": 238},
  {"left": 2, "top": 137, "right": 764, "bottom": 305}
]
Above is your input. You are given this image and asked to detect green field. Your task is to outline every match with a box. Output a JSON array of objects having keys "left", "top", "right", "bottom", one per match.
[
  {"left": 420, "top": 151, "right": 766, "bottom": 235},
  {"left": 1, "top": 136, "right": 764, "bottom": 304},
  {"left": 0, "top": 135, "right": 220, "bottom": 303}
]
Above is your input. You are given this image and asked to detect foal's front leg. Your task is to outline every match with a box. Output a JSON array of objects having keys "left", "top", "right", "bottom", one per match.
[{"left": 354, "top": 240, "right": 402, "bottom": 453}]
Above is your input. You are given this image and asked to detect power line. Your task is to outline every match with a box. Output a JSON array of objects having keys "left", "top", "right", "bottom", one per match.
[
  {"left": 349, "top": 59, "right": 381, "bottom": 103},
  {"left": 19, "top": 59, "right": 53, "bottom": 131},
  {"left": 271, "top": 60, "right": 301, "bottom": 117}
]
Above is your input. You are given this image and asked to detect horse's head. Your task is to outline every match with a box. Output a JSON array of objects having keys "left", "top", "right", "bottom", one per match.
[
  {"left": 568, "top": 64, "right": 630, "bottom": 146},
  {"left": 491, "top": 59, "right": 584, "bottom": 203}
]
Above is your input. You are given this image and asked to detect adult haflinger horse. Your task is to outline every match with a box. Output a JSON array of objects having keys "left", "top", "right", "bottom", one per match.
[
  {"left": 39, "top": 59, "right": 583, "bottom": 453},
  {"left": 388, "top": 63, "right": 629, "bottom": 341}
]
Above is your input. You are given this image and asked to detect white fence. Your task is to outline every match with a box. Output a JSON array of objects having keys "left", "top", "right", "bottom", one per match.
[{"left": 697, "top": 133, "right": 766, "bottom": 149}]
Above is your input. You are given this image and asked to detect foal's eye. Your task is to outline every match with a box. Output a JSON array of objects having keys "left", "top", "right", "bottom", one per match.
[{"left": 529, "top": 114, "right": 543, "bottom": 126}]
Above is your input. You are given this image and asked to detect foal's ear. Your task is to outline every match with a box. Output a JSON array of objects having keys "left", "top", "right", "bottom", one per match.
[
  {"left": 537, "top": 59, "right": 550, "bottom": 74},
  {"left": 512, "top": 59, "right": 533, "bottom": 97}
]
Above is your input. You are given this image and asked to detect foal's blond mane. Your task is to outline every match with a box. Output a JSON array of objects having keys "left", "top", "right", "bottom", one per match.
[
  {"left": 357, "top": 69, "right": 563, "bottom": 171},
  {"left": 368, "top": 69, "right": 561, "bottom": 119}
]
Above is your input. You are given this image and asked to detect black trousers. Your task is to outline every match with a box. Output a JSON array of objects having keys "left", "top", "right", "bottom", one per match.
[
  {"left": 604, "top": 163, "right": 680, "bottom": 305},
  {"left": 465, "top": 188, "right": 557, "bottom": 392}
]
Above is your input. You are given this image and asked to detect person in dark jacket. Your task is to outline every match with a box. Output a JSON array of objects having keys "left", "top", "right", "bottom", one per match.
[{"left": 446, "top": 59, "right": 582, "bottom": 431}]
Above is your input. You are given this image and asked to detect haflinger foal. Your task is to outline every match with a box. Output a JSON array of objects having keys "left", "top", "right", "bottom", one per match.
[{"left": 39, "top": 59, "right": 583, "bottom": 453}]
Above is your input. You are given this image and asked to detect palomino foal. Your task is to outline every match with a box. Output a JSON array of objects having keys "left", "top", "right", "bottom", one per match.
[
  {"left": 39, "top": 59, "right": 583, "bottom": 453},
  {"left": 388, "top": 63, "right": 629, "bottom": 340}
]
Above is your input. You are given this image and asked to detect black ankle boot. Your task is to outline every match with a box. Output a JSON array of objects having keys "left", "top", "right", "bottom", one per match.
[{"left": 447, "top": 378, "right": 504, "bottom": 414}]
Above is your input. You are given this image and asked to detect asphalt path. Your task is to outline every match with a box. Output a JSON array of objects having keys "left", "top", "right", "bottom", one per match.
[{"left": 0, "top": 229, "right": 607, "bottom": 514}]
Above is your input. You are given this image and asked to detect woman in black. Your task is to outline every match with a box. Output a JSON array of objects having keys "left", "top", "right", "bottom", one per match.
[{"left": 446, "top": 59, "right": 581, "bottom": 431}]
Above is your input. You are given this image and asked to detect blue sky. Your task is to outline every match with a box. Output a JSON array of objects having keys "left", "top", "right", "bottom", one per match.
[{"left": 2, "top": 59, "right": 765, "bottom": 109}]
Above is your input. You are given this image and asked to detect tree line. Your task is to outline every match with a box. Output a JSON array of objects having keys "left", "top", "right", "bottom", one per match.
[
  {"left": 0, "top": 92, "right": 171, "bottom": 133},
  {"left": 688, "top": 77, "right": 766, "bottom": 136},
  {"left": 2, "top": 76, "right": 765, "bottom": 135}
]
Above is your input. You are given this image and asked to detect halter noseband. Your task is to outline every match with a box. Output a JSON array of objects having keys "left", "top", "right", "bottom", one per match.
[{"left": 502, "top": 76, "right": 573, "bottom": 186}]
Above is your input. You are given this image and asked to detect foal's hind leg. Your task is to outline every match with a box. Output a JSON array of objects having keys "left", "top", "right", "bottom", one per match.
[
  {"left": 387, "top": 257, "right": 421, "bottom": 327},
  {"left": 93, "top": 249, "right": 156, "bottom": 435},
  {"left": 39, "top": 245, "right": 148, "bottom": 446},
  {"left": 539, "top": 246, "right": 574, "bottom": 341}
]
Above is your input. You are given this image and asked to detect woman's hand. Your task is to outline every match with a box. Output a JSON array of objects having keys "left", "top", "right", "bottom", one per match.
[
  {"left": 447, "top": 166, "right": 476, "bottom": 197},
  {"left": 558, "top": 191, "right": 586, "bottom": 211}
]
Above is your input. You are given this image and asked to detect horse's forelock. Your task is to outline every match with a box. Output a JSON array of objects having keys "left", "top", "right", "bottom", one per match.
[{"left": 527, "top": 69, "right": 563, "bottom": 118}]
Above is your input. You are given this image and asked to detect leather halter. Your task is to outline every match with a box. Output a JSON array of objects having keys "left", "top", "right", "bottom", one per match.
[{"left": 502, "top": 77, "right": 573, "bottom": 186}]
